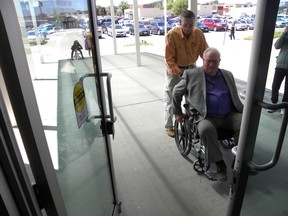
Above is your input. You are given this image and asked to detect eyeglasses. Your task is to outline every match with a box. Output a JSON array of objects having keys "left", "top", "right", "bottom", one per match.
[{"left": 204, "top": 59, "right": 220, "bottom": 64}]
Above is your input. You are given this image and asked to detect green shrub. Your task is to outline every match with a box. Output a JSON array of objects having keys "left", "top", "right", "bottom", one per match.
[
  {"left": 125, "top": 40, "right": 153, "bottom": 47},
  {"left": 244, "top": 31, "right": 283, "bottom": 40},
  {"left": 29, "top": 41, "right": 48, "bottom": 46}
]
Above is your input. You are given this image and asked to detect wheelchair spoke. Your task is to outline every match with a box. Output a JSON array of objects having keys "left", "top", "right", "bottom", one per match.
[{"left": 174, "top": 120, "right": 191, "bottom": 156}]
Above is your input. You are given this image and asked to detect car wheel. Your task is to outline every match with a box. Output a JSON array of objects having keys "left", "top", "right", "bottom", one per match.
[{"left": 213, "top": 26, "right": 217, "bottom": 32}]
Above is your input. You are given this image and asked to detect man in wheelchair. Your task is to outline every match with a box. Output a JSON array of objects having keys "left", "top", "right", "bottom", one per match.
[{"left": 172, "top": 47, "right": 243, "bottom": 182}]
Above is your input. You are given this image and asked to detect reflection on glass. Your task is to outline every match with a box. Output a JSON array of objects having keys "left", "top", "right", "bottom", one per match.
[{"left": 15, "top": 0, "right": 114, "bottom": 215}]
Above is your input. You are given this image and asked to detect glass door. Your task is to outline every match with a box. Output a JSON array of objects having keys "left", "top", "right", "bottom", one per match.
[
  {"left": 0, "top": 0, "right": 118, "bottom": 215},
  {"left": 227, "top": 0, "right": 288, "bottom": 215}
]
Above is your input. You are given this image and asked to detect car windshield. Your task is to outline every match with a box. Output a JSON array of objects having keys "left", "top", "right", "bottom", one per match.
[
  {"left": 157, "top": 22, "right": 164, "bottom": 26},
  {"left": 139, "top": 24, "right": 145, "bottom": 28},
  {"left": 27, "top": 31, "right": 36, "bottom": 35},
  {"left": 214, "top": 19, "right": 222, "bottom": 23},
  {"left": 115, "top": 25, "right": 123, "bottom": 29}
]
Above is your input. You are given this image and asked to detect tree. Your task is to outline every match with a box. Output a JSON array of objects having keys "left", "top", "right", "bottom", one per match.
[
  {"left": 172, "top": 0, "right": 188, "bottom": 16},
  {"left": 119, "top": 0, "right": 129, "bottom": 15},
  {"left": 96, "top": 6, "right": 107, "bottom": 16},
  {"left": 167, "top": 0, "right": 174, "bottom": 10},
  {"left": 155, "top": 1, "right": 163, "bottom": 9}
]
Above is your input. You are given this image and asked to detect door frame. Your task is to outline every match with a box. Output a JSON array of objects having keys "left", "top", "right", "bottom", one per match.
[
  {"left": 226, "top": 1, "right": 282, "bottom": 215},
  {"left": 0, "top": 0, "right": 119, "bottom": 215}
]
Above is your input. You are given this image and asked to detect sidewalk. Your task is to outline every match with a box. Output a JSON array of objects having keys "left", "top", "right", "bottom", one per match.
[{"left": 27, "top": 30, "right": 286, "bottom": 215}]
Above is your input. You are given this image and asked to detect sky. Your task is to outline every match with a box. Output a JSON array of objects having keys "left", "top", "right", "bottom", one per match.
[
  {"left": 95, "top": 0, "right": 288, "bottom": 7},
  {"left": 96, "top": 0, "right": 157, "bottom": 7}
]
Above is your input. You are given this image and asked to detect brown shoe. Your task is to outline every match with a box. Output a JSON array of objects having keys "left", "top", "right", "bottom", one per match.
[{"left": 166, "top": 129, "right": 175, "bottom": 138}]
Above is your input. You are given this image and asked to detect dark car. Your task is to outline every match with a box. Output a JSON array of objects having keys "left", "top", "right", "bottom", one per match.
[
  {"left": 101, "top": 21, "right": 111, "bottom": 34},
  {"left": 197, "top": 22, "right": 209, "bottom": 32},
  {"left": 129, "top": 24, "right": 150, "bottom": 36},
  {"left": 150, "top": 21, "right": 171, "bottom": 35},
  {"left": 202, "top": 18, "right": 227, "bottom": 31}
]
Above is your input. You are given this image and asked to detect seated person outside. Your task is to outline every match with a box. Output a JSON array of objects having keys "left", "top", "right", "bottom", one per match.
[
  {"left": 71, "top": 40, "right": 84, "bottom": 60},
  {"left": 172, "top": 47, "right": 243, "bottom": 182}
]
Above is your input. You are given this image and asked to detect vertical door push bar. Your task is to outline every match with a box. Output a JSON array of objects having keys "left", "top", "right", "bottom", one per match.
[
  {"left": 248, "top": 101, "right": 288, "bottom": 172},
  {"left": 79, "top": 73, "right": 116, "bottom": 137}
]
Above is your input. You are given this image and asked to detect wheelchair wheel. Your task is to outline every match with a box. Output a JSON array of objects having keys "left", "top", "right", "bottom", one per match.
[
  {"left": 193, "top": 159, "right": 205, "bottom": 173},
  {"left": 174, "top": 119, "right": 191, "bottom": 156}
]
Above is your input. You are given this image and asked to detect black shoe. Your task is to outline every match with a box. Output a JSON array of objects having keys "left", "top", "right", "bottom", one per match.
[
  {"left": 215, "top": 160, "right": 227, "bottom": 182},
  {"left": 267, "top": 109, "right": 279, "bottom": 113}
]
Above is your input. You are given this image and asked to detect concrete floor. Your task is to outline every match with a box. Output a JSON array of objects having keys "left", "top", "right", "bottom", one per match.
[{"left": 98, "top": 52, "right": 288, "bottom": 216}]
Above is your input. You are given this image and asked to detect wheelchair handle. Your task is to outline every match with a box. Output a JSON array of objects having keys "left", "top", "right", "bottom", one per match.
[{"left": 247, "top": 101, "right": 288, "bottom": 171}]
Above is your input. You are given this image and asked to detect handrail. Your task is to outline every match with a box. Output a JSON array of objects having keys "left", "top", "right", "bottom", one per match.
[{"left": 247, "top": 101, "right": 288, "bottom": 171}]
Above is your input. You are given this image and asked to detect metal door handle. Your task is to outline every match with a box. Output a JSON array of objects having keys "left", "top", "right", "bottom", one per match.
[
  {"left": 247, "top": 101, "right": 288, "bottom": 171},
  {"left": 79, "top": 73, "right": 116, "bottom": 136}
]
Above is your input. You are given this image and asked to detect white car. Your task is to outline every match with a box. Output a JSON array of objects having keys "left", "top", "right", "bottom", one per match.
[
  {"left": 107, "top": 24, "right": 126, "bottom": 37},
  {"left": 227, "top": 20, "right": 247, "bottom": 31},
  {"left": 26, "top": 30, "right": 45, "bottom": 42},
  {"left": 122, "top": 23, "right": 133, "bottom": 33},
  {"left": 82, "top": 26, "right": 103, "bottom": 38}
]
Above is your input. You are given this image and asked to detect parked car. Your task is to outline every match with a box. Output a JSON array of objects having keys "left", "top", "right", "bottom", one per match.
[
  {"left": 82, "top": 26, "right": 102, "bottom": 38},
  {"left": 275, "top": 17, "right": 286, "bottom": 28},
  {"left": 197, "top": 22, "right": 209, "bottom": 32},
  {"left": 26, "top": 30, "right": 37, "bottom": 42},
  {"left": 150, "top": 21, "right": 171, "bottom": 35},
  {"left": 227, "top": 20, "right": 247, "bottom": 31},
  {"left": 202, "top": 18, "right": 227, "bottom": 31},
  {"left": 101, "top": 21, "right": 111, "bottom": 34},
  {"left": 139, "top": 20, "right": 152, "bottom": 30},
  {"left": 129, "top": 24, "right": 150, "bottom": 36},
  {"left": 26, "top": 30, "right": 45, "bottom": 42},
  {"left": 107, "top": 24, "right": 126, "bottom": 37},
  {"left": 242, "top": 19, "right": 255, "bottom": 30},
  {"left": 171, "top": 22, "right": 180, "bottom": 29},
  {"left": 122, "top": 23, "right": 133, "bottom": 33}
]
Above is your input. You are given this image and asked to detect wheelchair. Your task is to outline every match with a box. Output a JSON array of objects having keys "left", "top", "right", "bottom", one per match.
[{"left": 174, "top": 104, "right": 235, "bottom": 180}]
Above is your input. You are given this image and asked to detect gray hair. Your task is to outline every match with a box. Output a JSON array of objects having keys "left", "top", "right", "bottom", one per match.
[{"left": 203, "top": 47, "right": 221, "bottom": 59}]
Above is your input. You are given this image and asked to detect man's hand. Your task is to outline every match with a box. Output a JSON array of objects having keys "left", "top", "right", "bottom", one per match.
[
  {"left": 175, "top": 114, "right": 184, "bottom": 122},
  {"left": 169, "top": 67, "right": 182, "bottom": 76}
]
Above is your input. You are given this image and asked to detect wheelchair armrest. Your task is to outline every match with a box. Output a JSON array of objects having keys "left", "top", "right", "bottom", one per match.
[{"left": 183, "top": 104, "right": 199, "bottom": 116}]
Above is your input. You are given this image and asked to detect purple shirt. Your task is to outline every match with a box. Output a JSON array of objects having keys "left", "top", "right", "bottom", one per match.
[{"left": 205, "top": 70, "right": 233, "bottom": 117}]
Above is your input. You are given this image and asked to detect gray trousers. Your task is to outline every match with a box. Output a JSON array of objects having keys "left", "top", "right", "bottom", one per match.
[
  {"left": 164, "top": 66, "right": 195, "bottom": 130},
  {"left": 197, "top": 111, "right": 242, "bottom": 164}
]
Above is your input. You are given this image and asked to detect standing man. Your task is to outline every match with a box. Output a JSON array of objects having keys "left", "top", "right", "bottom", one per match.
[
  {"left": 269, "top": 25, "right": 288, "bottom": 114},
  {"left": 164, "top": 10, "right": 208, "bottom": 137}
]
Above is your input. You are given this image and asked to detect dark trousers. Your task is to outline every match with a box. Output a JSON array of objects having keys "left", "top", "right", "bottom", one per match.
[
  {"left": 271, "top": 67, "right": 288, "bottom": 103},
  {"left": 197, "top": 111, "right": 242, "bottom": 164},
  {"left": 230, "top": 28, "right": 235, "bottom": 40}
]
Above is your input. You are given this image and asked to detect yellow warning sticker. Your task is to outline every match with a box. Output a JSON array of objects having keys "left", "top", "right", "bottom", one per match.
[{"left": 73, "top": 82, "right": 88, "bottom": 128}]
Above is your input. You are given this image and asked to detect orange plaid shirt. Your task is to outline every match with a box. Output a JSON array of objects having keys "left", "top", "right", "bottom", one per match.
[{"left": 165, "top": 26, "right": 208, "bottom": 76}]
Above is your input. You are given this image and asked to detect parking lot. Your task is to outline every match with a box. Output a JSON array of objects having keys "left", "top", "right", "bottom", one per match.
[
  {"left": 96, "top": 27, "right": 283, "bottom": 91},
  {"left": 38, "top": 26, "right": 285, "bottom": 92}
]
